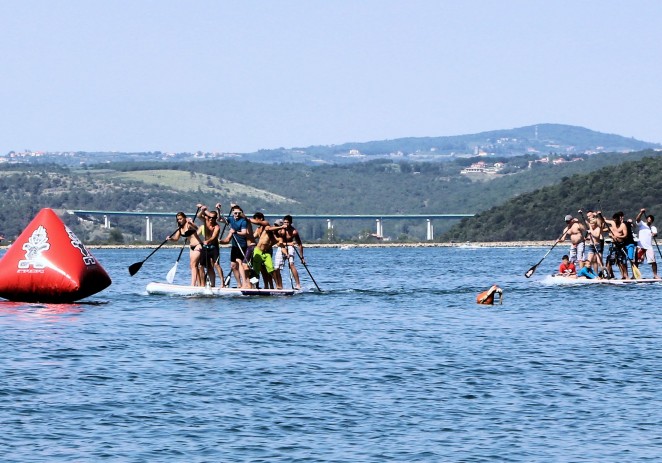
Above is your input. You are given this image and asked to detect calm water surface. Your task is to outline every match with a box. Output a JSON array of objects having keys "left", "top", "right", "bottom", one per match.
[{"left": 0, "top": 247, "right": 660, "bottom": 462}]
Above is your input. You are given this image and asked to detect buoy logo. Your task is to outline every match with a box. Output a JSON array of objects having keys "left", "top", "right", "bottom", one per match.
[
  {"left": 66, "top": 226, "right": 96, "bottom": 266},
  {"left": 18, "top": 225, "right": 51, "bottom": 269}
]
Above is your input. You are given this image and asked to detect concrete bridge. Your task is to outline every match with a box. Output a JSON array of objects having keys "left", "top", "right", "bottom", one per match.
[{"left": 67, "top": 210, "right": 475, "bottom": 241}]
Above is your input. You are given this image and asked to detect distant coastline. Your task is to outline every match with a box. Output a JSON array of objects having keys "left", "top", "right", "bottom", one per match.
[{"left": 1, "top": 241, "right": 554, "bottom": 250}]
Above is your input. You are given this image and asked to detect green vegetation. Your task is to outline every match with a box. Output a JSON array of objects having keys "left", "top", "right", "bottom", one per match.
[
  {"left": 442, "top": 156, "right": 662, "bottom": 241},
  {"left": 1, "top": 149, "right": 660, "bottom": 243}
]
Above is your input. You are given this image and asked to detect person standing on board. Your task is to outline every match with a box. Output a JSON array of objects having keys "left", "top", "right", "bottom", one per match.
[
  {"left": 198, "top": 206, "right": 223, "bottom": 287},
  {"left": 220, "top": 204, "right": 251, "bottom": 288},
  {"left": 558, "top": 214, "right": 586, "bottom": 267},
  {"left": 584, "top": 210, "right": 605, "bottom": 275},
  {"left": 167, "top": 211, "right": 204, "bottom": 286},
  {"left": 277, "top": 215, "right": 304, "bottom": 290},
  {"left": 251, "top": 215, "right": 284, "bottom": 289},
  {"left": 271, "top": 219, "right": 287, "bottom": 289},
  {"left": 635, "top": 208, "right": 660, "bottom": 279},
  {"left": 602, "top": 212, "right": 629, "bottom": 280}
]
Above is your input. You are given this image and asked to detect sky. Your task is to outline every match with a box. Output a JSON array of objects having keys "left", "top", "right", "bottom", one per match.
[{"left": 2, "top": 1, "right": 662, "bottom": 154}]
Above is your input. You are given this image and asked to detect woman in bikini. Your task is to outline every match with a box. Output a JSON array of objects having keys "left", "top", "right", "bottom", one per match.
[{"left": 168, "top": 211, "right": 204, "bottom": 286}]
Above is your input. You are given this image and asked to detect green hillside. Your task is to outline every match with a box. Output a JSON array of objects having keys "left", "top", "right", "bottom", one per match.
[
  {"left": 1, "top": 149, "right": 660, "bottom": 244},
  {"left": 442, "top": 156, "right": 662, "bottom": 241}
]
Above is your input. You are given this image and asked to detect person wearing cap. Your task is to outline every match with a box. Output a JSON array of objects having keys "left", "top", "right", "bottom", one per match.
[{"left": 558, "top": 214, "right": 586, "bottom": 267}]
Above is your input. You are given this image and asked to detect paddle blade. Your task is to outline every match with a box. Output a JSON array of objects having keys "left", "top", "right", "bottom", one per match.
[
  {"left": 128, "top": 261, "right": 143, "bottom": 276},
  {"left": 524, "top": 265, "right": 537, "bottom": 278},
  {"left": 632, "top": 264, "right": 641, "bottom": 279},
  {"left": 166, "top": 262, "right": 178, "bottom": 284}
]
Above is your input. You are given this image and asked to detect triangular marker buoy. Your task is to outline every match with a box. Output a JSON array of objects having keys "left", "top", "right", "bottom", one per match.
[{"left": 0, "top": 208, "right": 111, "bottom": 302}]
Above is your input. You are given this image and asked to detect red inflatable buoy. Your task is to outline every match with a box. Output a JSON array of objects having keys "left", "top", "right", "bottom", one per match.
[{"left": 0, "top": 208, "right": 111, "bottom": 303}]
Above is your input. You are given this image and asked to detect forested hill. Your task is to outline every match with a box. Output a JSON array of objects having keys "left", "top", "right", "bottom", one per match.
[
  {"left": 442, "top": 156, "right": 662, "bottom": 242},
  {"left": 0, "top": 149, "right": 660, "bottom": 243}
]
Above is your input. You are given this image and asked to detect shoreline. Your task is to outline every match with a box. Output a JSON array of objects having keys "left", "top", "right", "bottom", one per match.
[{"left": 1, "top": 241, "right": 554, "bottom": 250}]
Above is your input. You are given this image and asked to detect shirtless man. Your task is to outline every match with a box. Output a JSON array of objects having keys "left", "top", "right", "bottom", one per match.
[
  {"left": 602, "top": 212, "right": 629, "bottom": 280},
  {"left": 276, "top": 215, "right": 304, "bottom": 290},
  {"left": 251, "top": 214, "right": 284, "bottom": 289},
  {"left": 558, "top": 214, "right": 586, "bottom": 267}
]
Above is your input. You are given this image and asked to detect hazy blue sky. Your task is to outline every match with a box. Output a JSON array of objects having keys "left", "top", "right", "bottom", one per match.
[{"left": 2, "top": 1, "right": 661, "bottom": 154}]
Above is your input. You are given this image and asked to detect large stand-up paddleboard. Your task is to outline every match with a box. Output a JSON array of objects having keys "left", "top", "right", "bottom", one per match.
[
  {"left": 146, "top": 282, "right": 300, "bottom": 297},
  {"left": 543, "top": 275, "right": 662, "bottom": 286}
]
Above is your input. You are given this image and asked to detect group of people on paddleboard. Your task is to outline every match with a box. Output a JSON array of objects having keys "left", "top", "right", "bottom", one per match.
[
  {"left": 556, "top": 208, "right": 659, "bottom": 280},
  {"left": 167, "top": 203, "right": 305, "bottom": 289}
]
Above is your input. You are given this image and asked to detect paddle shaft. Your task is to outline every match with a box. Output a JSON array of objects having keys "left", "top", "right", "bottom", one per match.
[
  {"left": 293, "top": 245, "right": 321, "bottom": 291},
  {"left": 643, "top": 213, "right": 662, "bottom": 260},
  {"left": 524, "top": 228, "right": 567, "bottom": 277},
  {"left": 578, "top": 210, "right": 607, "bottom": 273}
]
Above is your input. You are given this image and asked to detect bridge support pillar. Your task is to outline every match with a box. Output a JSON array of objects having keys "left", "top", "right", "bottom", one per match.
[
  {"left": 327, "top": 219, "right": 334, "bottom": 240},
  {"left": 145, "top": 216, "right": 153, "bottom": 242},
  {"left": 104, "top": 215, "right": 110, "bottom": 229},
  {"left": 376, "top": 219, "right": 383, "bottom": 238},
  {"left": 426, "top": 219, "right": 434, "bottom": 241}
]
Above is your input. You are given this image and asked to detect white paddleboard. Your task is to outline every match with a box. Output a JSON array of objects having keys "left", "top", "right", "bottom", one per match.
[
  {"left": 542, "top": 275, "right": 662, "bottom": 286},
  {"left": 146, "top": 282, "right": 301, "bottom": 297}
]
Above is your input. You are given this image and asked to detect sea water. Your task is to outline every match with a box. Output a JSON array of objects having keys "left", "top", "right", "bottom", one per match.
[{"left": 0, "top": 247, "right": 660, "bottom": 462}]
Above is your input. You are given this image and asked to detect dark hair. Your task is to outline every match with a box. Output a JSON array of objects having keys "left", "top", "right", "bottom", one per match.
[
  {"left": 283, "top": 214, "right": 293, "bottom": 223},
  {"left": 253, "top": 212, "right": 265, "bottom": 220},
  {"left": 562, "top": 255, "right": 569, "bottom": 260},
  {"left": 649, "top": 215, "right": 655, "bottom": 222}
]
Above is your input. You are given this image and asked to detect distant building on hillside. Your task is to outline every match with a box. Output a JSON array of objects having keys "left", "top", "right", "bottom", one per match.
[{"left": 460, "top": 161, "right": 504, "bottom": 176}]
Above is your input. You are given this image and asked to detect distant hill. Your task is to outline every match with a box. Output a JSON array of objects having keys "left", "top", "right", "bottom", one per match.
[
  {"left": 441, "top": 155, "right": 662, "bottom": 242},
  {"left": 244, "top": 123, "right": 660, "bottom": 164},
  {"left": 3, "top": 123, "right": 660, "bottom": 166},
  {"left": 1, "top": 149, "right": 660, "bottom": 244}
]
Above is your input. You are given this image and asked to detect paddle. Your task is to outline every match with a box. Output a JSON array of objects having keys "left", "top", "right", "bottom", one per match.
[
  {"left": 230, "top": 233, "right": 260, "bottom": 286},
  {"left": 524, "top": 229, "right": 567, "bottom": 278},
  {"left": 293, "top": 246, "right": 321, "bottom": 291},
  {"left": 165, "top": 245, "right": 186, "bottom": 283},
  {"left": 598, "top": 212, "right": 641, "bottom": 279},
  {"left": 129, "top": 206, "right": 201, "bottom": 276},
  {"left": 643, "top": 213, "right": 662, "bottom": 261}
]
